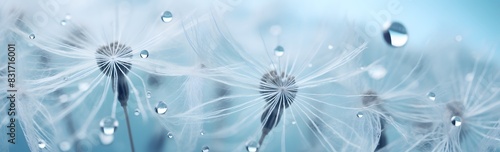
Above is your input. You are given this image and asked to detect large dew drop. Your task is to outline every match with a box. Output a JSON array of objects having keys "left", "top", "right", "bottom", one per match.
[
  {"left": 451, "top": 116, "right": 462, "bottom": 127},
  {"left": 38, "top": 139, "right": 47, "bottom": 149},
  {"left": 383, "top": 22, "right": 408, "bottom": 47},
  {"left": 167, "top": 132, "right": 173, "bottom": 138},
  {"left": 161, "top": 11, "right": 173, "bottom": 23},
  {"left": 29, "top": 34, "right": 36, "bottom": 39},
  {"left": 140, "top": 50, "right": 149, "bottom": 58},
  {"left": 100, "top": 117, "right": 119, "bottom": 135},
  {"left": 274, "top": 45, "right": 284, "bottom": 57},
  {"left": 201, "top": 146, "right": 210, "bottom": 152},
  {"left": 427, "top": 92, "right": 436, "bottom": 101},
  {"left": 155, "top": 101, "right": 168, "bottom": 115},
  {"left": 246, "top": 141, "right": 259, "bottom": 152}
]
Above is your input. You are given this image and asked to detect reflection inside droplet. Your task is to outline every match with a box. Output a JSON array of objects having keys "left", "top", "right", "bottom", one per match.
[
  {"left": 100, "top": 117, "right": 119, "bottom": 135},
  {"left": 383, "top": 22, "right": 408, "bottom": 47},
  {"left": 246, "top": 141, "right": 259, "bottom": 152},
  {"left": 451, "top": 116, "right": 462, "bottom": 127},
  {"left": 140, "top": 50, "right": 149, "bottom": 58},
  {"left": 155, "top": 101, "right": 168, "bottom": 115},
  {"left": 356, "top": 112, "right": 364, "bottom": 118},
  {"left": 202, "top": 146, "right": 210, "bottom": 152},
  {"left": 274, "top": 45, "right": 284, "bottom": 57},
  {"left": 427, "top": 92, "right": 436, "bottom": 101},
  {"left": 161, "top": 11, "right": 173, "bottom": 23},
  {"left": 38, "top": 139, "right": 46, "bottom": 149}
]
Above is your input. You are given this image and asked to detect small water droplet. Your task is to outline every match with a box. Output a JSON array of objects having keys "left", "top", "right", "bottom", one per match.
[
  {"left": 60, "top": 20, "right": 67, "bottom": 26},
  {"left": 79, "top": 83, "right": 89, "bottom": 91},
  {"left": 246, "top": 141, "right": 259, "bottom": 152},
  {"left": 65, "top": 14, "right": 72, "bottom": 20},
  {"left": 200, "top": 131, "right": 205, "bottom": 136},
  {"left": 134, "top": 109, "right": 140, "bottom": 116},
  {"left": 100, "top": 117, "right": 118, "bottom": 135},
  {"left": 140, "top": 50, "right": 149, "bottom": 58},
  {"left": 167, "top": 132, "right": 173, "bottom": 138},
  {"left": 155, "top": 101, "right": 168, "bottom": 115},
  {"left": 465, "top": 73, "right": 474, "bottom": 82},
  {"left": 368, "top": 65, "right": 387, "bottom": 80},
  {"left": 269, "top": 25, "right": 282, "bottom": 36},
  {"left": 427, "top": 92, "right": 436, "bottom": 101},
  {"left": 29, "top": 34, "right": 36, "bottom": 39},
  {"left": 291, "top": 121, "right": 297, "bottom": 125},
  {"left": 161, "top": 11, "right": 173, "bottom": 23},
  {"left": 59, "top": 141, "right": 71, "bottom": 151},
  {"left": 274, "top": 45, "right": 284, "bottom": 57},
  {"left": 201, "top": 146, "right": 210, "bottom": 152},
  {"left": 328, "top": 45, "right": 333, "bottom": 50},
  {"left": 455, "top": 35, "right": 462, "bottom": 42},
  {"left": 38, "top": 139, "right": 47, "bottom": 149},
  {"left": 356, "top": 112, "right": 364, "bottom": 118},
  {"left": 383, "top": 22, "right": 408, "bottom": 47},
  {"left": 451, "top": 116, "right": 462, "bottom": 127},
  {"left": 63, "top": 77, "right": 68, "bottom": 81},
  {"left": 146, "top": 91, "right": 151, "bottom": 98}
]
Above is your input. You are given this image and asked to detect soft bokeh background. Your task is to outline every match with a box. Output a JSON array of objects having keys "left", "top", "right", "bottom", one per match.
[{"left": 2, "top": 0, "right": 499, "bottom": 152}]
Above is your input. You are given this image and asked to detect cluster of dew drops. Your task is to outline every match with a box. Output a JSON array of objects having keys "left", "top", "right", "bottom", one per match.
[{"left": 28, "top": 10, "right": 464, "bottom": 151}]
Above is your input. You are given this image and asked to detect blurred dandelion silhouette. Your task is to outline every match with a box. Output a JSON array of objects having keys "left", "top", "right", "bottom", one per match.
[{"left": 401, "top": 49, "right": 500, "bottom": 152}]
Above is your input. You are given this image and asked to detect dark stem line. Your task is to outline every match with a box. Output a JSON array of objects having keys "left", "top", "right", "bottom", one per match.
[{"left": 122, "top": 106, "right": 136, "bottom": 152}]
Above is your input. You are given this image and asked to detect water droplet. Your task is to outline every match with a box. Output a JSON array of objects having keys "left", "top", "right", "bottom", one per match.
[
  {"left": 155, "top": 101, "right": 168, "bottom": 115},
  {"left": 38, "top": 139, "right": 47, "bottom": 149},
  {"left": 455, "top": 35, "right": 462, "bottom": 42},
  {"left": 246, "top": 141, "right": 259, "bottom": 152},
  {"left": 134, "top": 109, "right": 140, "bottom": 116},
  {"left": 368, "top": 65, "right": 387, "bottom": 80},
  {"left": 427, "top": 92, "right": 436, "bottom": 101},
  {"left": 100, "top": 117, "right": 118, "bottom": 135},
  {"left": 29, "top": 34, "right": 36, "bottom": 39},
  {"left": 161, "top": 11, "right": 173, "bottom": 23},
  {"left": 356, "top": 112, "right": 364, "bottom": 118},
  {"left": 451, "top": 116, "right": 462, "bottom": 127},
  {"left": 328, "top": 45, "right": 333, "bottom": 50},
  {"left": 201, "top": 146, "right": 210, "bottom": 152},
  {"left": 200, "top": 131, "right": 205, "bottom": 136},
  {"left": 269, "top": 25, "right": 282, "bottom": 36},
  {"left": 383, "top": 22, "right": 408, "bottom": 47},
  {"left": 59, "top": 141, "right": 71, "bottom": 151},
  {"left": 465, "top": 73, "right": 474, "bottom": 82},
  {"left": 146, "top": 91, "right": 151, "bottom": 98},
  {"left": 63, "top": 77, "right": 68, "bottom": 81},
  {"left": 61, "top": 20, "right": 67, "bottom": 26},
  {"left": 274, "top": 45, "right": 284, "bottom": 57},
  {"left": 140, "top": 50, "right": 149, "bottom": 58},
  {"left": 291, "top": 120, "right": 297, "bottom": 125},
  {"left": 99, "top": 133, "right": 114, "bottom": 145},
  {"left": 78, "top": 83, "right": 89, "bottom": 91},
  {"left": 167, "top": 132, "right": 173, "bottom": 138},
  {"left": 65, "top": 14, "right": 72, "bottom": 20}
]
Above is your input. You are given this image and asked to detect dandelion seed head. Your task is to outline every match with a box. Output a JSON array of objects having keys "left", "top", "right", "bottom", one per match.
[
  {"left": 259, "top": 70, "right": 298, "bottom": 109},
  {"left": 95, "top": 42, "right": 132, "bottom": 77},
  {"left": 362, "top": 90, "right": 379, "bottom": 107}
]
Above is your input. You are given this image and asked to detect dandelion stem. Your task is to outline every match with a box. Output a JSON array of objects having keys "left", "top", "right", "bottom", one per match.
[{"left": 122, "top": 106, "right": 136, "bottom": 152}]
